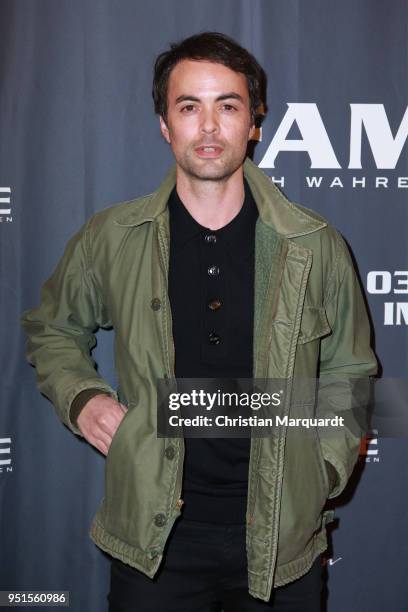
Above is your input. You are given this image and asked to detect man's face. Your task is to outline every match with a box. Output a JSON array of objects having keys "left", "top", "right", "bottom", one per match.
[{"left": 159, "top": 60, "right": 255, "bottom": 182}]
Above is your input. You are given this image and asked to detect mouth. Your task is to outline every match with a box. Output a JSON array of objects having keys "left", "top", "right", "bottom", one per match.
[{"left": 194, "top": 145, "right": 224, "bottom": 158}]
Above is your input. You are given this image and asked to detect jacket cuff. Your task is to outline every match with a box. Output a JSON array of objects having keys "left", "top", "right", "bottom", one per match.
[{"left": 70, "top": 388, "right": 111, "bottom": 429}]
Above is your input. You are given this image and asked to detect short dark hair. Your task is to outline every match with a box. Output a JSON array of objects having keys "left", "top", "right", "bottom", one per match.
[{"left": 152, "top": 31, "right": 265, "bottom": 124}]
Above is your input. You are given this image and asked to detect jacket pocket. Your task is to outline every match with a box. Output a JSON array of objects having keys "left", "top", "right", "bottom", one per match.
[
  {"left": 277, "top": 421, "right": 332, "bottom": 565},
  {"left": 103, "top": 395, "right": 140, "bottom": 532},
  {"left": 312, "top": 424, "right": 331, "bottom": 498},
  {"left": 297, "top": 306, "right": 331, "bottom": 344},
  {"left": 293, "top": 306, "right": 332, "bottom": 392},
  {"left": 297, "top": 306, "right": 332, "bottom": 497},
  {"left": 105, "top": 395, "right": 132, "bottom": 462}
]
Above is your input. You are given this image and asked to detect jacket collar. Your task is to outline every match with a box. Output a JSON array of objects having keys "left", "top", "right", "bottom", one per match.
[{"left": 114, "top": 157, "right": 327, "bottom": 238}]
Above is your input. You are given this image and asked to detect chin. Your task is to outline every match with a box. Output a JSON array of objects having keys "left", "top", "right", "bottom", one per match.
[
  {"left": 193, "top": 171, "right": 232, "bottom": 181},
  {"left": 182, "top": 160, "right": 241, "bottom": 182}
]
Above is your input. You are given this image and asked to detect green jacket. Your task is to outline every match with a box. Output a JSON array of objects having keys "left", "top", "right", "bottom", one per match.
[{"left": 21, "top": 158, "right": 377, "bottom": 601}]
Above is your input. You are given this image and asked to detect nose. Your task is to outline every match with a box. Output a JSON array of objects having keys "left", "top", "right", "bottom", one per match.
[{"left": 200, "top": 108, "right": 219, "bottom": 135}]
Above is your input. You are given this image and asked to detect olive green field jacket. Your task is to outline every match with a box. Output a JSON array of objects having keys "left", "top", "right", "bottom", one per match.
[{"left": 21, "top": 158, "right": 378, "bottom": 601}]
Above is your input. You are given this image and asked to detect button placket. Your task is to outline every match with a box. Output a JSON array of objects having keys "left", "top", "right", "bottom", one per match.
[{"left": 201, "top": 229, "right": 227, "bottom": 358}]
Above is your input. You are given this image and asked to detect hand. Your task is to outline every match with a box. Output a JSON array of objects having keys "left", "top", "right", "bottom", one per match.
[{"left": 77, "top": 394, "right": 128, "bottom": 456}]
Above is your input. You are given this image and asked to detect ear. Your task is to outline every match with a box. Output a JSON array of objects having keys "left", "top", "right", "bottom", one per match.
[
  {"left": 159, "top": 115, "right": 171, "bottom": 144},
  {"left": 248, "top": 122, "right": 256, "bottom": 141}
]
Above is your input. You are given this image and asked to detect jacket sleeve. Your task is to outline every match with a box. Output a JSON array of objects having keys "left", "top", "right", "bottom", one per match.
[
  {"left": 316, "top": 231, "right": 378, "bottom": 498},
  {"left": 20, "top": 217, "right": 118, "bottom": 437}
]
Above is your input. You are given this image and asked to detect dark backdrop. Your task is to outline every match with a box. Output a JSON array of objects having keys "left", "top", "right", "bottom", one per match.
[{"left": 1, "top": 1, "right": 407, "bottom": 610}]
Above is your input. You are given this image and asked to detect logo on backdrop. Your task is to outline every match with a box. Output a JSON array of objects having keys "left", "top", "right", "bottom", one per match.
[
  {"left": 256, "top": 104, "right": 408, "bottom": 190},
  {"left": 0, "top": 437, "right": 13, "bottom": 473},
  {"left": 359, "top": 429, "right": 380, "bottom": 463},
  {"left": 367, "top": 271, "right": 408, "bottom": 325},
  {"left": 0, "top": 187, "right": 12, "bottom": 223},
  {"left": 322, "top": 556, "right": 343, "bottom": 568}
]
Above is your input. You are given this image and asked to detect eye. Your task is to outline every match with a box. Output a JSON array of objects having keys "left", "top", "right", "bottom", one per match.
[
  {"left": 180, "top": 104, "right": 197, "bottom": 113},
  {"left": 221, "top": 104, "right": 237, "bottom": 112}
]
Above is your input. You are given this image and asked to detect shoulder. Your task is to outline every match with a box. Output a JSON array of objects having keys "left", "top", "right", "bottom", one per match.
[
  {"left": 88, "top": 192, "right": 155, "bottom": 230},
  {"left": 288, "top": 200, "right": 356, "bottom": 302},
  {"left": 289, "top": 198, "right": 347, "bottom": 261},
  {"left": 66, "top": 192, "right": 156, "bottom": 269}
]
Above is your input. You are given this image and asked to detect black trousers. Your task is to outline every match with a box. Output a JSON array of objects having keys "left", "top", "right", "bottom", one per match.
[{"left": 107, "top": 518, "right": 323, "bottom": 612}]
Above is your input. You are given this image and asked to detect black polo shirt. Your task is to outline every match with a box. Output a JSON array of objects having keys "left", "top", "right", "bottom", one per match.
[{"left": 168, "top": 178, "right": 258, "bottom": 523}]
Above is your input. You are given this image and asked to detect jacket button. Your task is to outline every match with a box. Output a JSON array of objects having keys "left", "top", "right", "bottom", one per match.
[
  {"left": 154, "top": 513, "right": 167, "bottom": 527},
  {"left": 151, "top": 298, "right": 162, "bottom": 311},
  {"left": 207, "top": 265, "right": 220, "bottom": 277},
  {"left": 209, "top": 332, "right": 221, "bottom": 345},
  {"left": 208, "top": 298, "right": 222, "bottom": 311},
  {"left": 164, "top": 445, "right": 176, "bottom": 460},
  {"left": 163, "top": 374, "right": 171, "bottom": 387}
]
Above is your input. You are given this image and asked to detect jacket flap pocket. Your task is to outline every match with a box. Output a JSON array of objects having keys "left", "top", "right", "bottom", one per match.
[{"left": 298, "top": 307, "right": 331, "bottom": 344}]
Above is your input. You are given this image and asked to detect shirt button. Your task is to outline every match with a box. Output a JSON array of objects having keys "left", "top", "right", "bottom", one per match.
[
  {"left": 207, "top": 265, "right": 220, "bottom": 276},
  {"left": 209, "top": 332, "right": 221, "bottom": 345},
  {"left": 151, "top": 298, "right": 162, "bottom": 311},
  {"left": 208, "top": 298, "right": 222, "bottom": 311},
  {"left": 204, "top": 234, "right": 217, "bottom": 243},
  {"left": 164, "top": 445, "right": 176, "bottom": 460},
  {"left": 154, "top": 513, "right": 167, "bottom": 527}
]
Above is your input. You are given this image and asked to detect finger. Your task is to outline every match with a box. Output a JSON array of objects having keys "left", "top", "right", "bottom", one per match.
[
  {"left": 96, "top": 412, "right": 122, "bottom": 438},
  {"left": 94, "top": 430, "right": 112, "bottom": 450},
  {"left": 92, "top": 438, "right": 110, "bottom": 456},
  {"left": 99, "top": 441, "right": 109, "bottom": 456}
]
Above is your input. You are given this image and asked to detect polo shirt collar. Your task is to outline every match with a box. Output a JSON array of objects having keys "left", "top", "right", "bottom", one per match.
[{"left": 168, "top": 178, "right": 258, "bottom": 256}]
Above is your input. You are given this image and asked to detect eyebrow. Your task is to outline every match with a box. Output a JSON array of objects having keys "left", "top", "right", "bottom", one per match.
[{"left": 175, "top": 92, "right": 245, "bottom": 105}]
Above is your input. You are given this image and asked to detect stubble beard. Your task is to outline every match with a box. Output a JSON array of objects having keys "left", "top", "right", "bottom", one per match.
[{"left": 177, "top": 146, "right": 246, "bottom": 183}]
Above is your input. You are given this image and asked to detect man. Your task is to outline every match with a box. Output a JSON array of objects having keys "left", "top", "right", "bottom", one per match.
[{"left": 21, "top": 32, "right": 377, "bottom": 611}]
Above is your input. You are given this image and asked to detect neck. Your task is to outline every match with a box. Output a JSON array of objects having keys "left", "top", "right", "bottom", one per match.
[{"left": 175, "top": 165, "right": 245, "bottom": 230}]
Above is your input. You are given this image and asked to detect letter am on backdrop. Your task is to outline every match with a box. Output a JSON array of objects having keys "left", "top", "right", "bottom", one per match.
[{"left": 258, "top": 103, "right": 407, "bottom": 172}]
